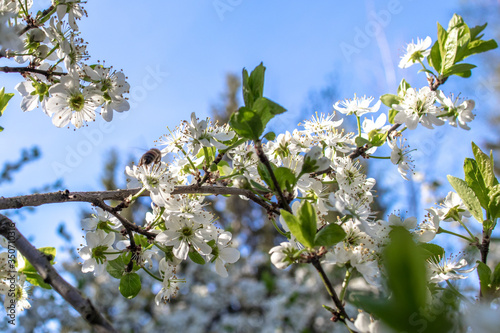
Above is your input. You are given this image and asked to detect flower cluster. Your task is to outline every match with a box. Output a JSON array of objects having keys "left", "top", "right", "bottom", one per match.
[
  {"left": 0, "top": 2, "right": 130, "bottom": 128},
  {"left": 0, "top": 240, "right": 32, "bottom": 314}
]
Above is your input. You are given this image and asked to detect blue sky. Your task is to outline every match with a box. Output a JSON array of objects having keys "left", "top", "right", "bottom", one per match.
[{"left": 1, "top": 1, "right": 499, "bottom": 252}]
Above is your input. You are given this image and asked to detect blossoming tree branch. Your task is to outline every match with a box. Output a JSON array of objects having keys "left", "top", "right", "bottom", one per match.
[{"left": 0, "top": 1, "right": 499, "bottom": 332}]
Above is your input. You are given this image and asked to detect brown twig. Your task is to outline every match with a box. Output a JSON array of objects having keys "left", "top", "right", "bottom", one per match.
[
  {"left": 91, "top": 199, "right": 157, "bottom": 240},
  {"left": 0, "top": 214, "right": 117, "bottom": 333},
  {"left": 310, "top": 256, "right": 351, "bottom": 324},
  {"left": 198, "top": 151, "right": 225, "bottom": 187},
  {"left": 254, "top": 139, "right": 292, "bottom": 213},
  {"left": 0, "top": 186, "right": 277, "bottom": 214},
  {"left": 0, "top": 66, "right": 66, "bottom": 77}
]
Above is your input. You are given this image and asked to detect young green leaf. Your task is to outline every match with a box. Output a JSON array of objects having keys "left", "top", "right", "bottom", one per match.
[
  {"left": 428, "top": 40, "right": 442, "bottom": 73},
  {"left": 417, "top": 243, "right": 445, "bottom": 261},
  {"left": 442, "top": 63, "right": 476, "bottom": 77},
  {"left": 472, "top": 142, "right": 498, "bottom": 188},
  {"left": 488, "top": 184, "right": 500, "bottom": 220},
  {"left": 263, "top": 131, "right": 276, "bottom": 141},
  {"left": 119, "top": 273, "right": 141, "bottom": 299},
  {"left": 274, "top": 167, "right": 296, "bottom": 193},
  {"left": 388, "top": 109, "right": 398, "bottom": 124},
  {"left": 188, "top": 251, "right": 206, "bottom": 265},
  {"left": 229, "top": 107, "right": 264, "bottom": 140},
  {"left": 397, "top": 78, "right": 411, "bottom": 94},
  {"left": 477, "top": 261, "right": 492, "bottom": 297},
  {"left": 19, "top": 247, "right": 57, "bottom": 289},
  {"left": 355, "top": 136, "right": 369, "bottom": 148},
  {"left": 107, "top": 255, "right": 128, "bottom": 279},
  {"left": 280, "top": 209, "right": 315, "bottom": 248},
  {"left": 491, "top": 261, "right": 500, "bottom": 288},
  {"left": 0, "top": 87, "right": 14, "bottom": 117},
  {"left": 250, "top": 179, "right": 271, "bottom": 194},
  {"left": 442, "top": 26, "right": 458, "bottom": 72},
  {"left": 314, "top": 223, "right": 346, "bottom": 247},
  {"left": 252, "top": 97, "right": 287, "bottom": 130},
  {"left": 463, "top": 158, "right": 489, "bottom": 209},
  {"left": 380, "top": 94, "right": 399, "bottom": 108},
  {"left": 257, "top": 161, "right": 275, "bottom": 190},
  {"left": 242, "top": 63, "right": 266, "bottom": 108},
  {"left": 447, "top": 175, "right": 483, "bottom": 223}
]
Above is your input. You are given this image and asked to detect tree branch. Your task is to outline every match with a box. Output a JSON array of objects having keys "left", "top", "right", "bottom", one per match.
[
  {"left": 0, "top": 66, "right": 67, "bottom": 77},
  {"left": 0, "top": 186, "right": 277, "bottom": 214},
  {"left": 0, "top": 214, "right": 117, "bottom": 333}
]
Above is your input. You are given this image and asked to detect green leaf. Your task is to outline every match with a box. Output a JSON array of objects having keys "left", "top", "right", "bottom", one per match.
[
  {"left": 397, "top": 79, "right": 411, "bottom": 95},
  {"left": 356, "top": 228, "right": 429, "bottom": 331},
  {"left": 188, "top": 250, "right": 206, "bottom": 265},
  {"left": 463, "top": 158, "right": 489, "bottom": 209},
  {"left": 472, "top": 142, "right": 498, "bottom": 188},
  {"left": 488, "top": 184, "right": 500, "bottom": 220},
  {"left": 447, "top": 175, "right": 483, "bottom": 223},
  {"left": 491, "top": 261, "right": 500, "bottom": 287},
  {"left": 229, "top": 107, "right": 264, "bottom": 140},
  {"left": 442, "top": 26, "right": 458, "bottom": 72},
  {"left": 442, "top": 63, "right": 476, "bottom": 77},
  {"left": 281, "top": 209, "right": 314, "bottom": 248},
  {"left": 242, "top": 63, "right": 266, "bottom": 108},
  {"left": 253, "top": 97, "right": 287, "bottom": 130},
  {"left": 436, "top": 22, "right": 448, "bottom": 73},
  {"left": 355, "top": 136, "right": 369, "bottom": 147},
  {"left": 469, "top": 23, "right": 487, "bottom": 41},
  {"left": 293, "top": 201, "right": 318, "bottom": 248},
  {"left": 216, "top": 160, "right": 231, "bottom": 176},
  {"left": 242, "top": 68, "right": 252, "bottom": 108},
  {"left": 0, "top": 87, "right": 14, "bottom": 117},
  {"left": 107, "top": 255, "right": 128, "bottom": 279},
  {"left": 314, "top": 223, "right": 346, "bottom": 247},
  {"left": 464, "top": 39, "right": 498, "bottom": 59},
  {"left": 250, "top": 179, "right": 271, "bottom": 194},
  {"left": 370, "top": 132, "right": 388, "bottom": 147},
  {"left": 19, "top": 247, "right": 57, "bottom": 289},
  {"left": 274, "top": 167, "right": 296, "bottom": 192},
  {"left": 380, "top": 94, "right": 399, "bottom": 108},
  {"left": 119, "top": 273, "right": 141, "bottom": 299},
  {"left": 388, "top": 109, "right": 398, "bottom": 124},
  {"left": 477, "top": 261, "right": 492, "bottom": 296},
  {"left": 428, "top": 40, "right": 442, "bottom": 74},
  {"left": 417, "top": 243, "right": 445, "bottom": 261},
  {"left": 263, "top": 131, "right": 276, "bottom": 141},
  {"left": 257, "top": 162, "right": 275, "bottom": 190}
]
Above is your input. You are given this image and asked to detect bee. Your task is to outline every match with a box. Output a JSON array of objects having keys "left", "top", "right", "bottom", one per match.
[{"left": 138, "top": 148, "right": 162, "bottom": 167}]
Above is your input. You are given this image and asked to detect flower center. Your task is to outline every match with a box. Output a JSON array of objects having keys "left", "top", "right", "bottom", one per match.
[
  {"left": 69, "top": 93, "right": 85, "bottom": 111},
  {"left": 92, "top": 245, "right": 108, "bottom": 264}
]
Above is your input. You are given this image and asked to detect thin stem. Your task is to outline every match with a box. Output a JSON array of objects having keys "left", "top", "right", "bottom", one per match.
[
  {"left": 142, "top": 266, "right": 163, "bottom": 282},
  {"left": 92, "top": 200, "right": 157, "bottom": 239},
  {"left": 270, "top": 216, "right": 288, "bottom": 238},
  {"left": 198, "top": 151, "right": 225, "bottom": 186},
  {"left": 457, "top": 219, "right": 477, "bottom": 242},
  {"left": 368, "top": 155, "right": 390, "bottom": 160},
  {"left": 311, "top": 257, "right": 350, "bottom": 323},
  {"left": 339, "top": 267, "right": 353, "bottom": 302},
  {"left": 254, "top": 139, "right": 291, "bottom": 213},
  {"left": 129, "top": 187, "right": 147, "bottom": 202},
  {"left": 356, "top": 116, "right": 362, "bottom": 138},
  {"left": 438, "top": 227, "right": 475, "bottom": 243}
]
